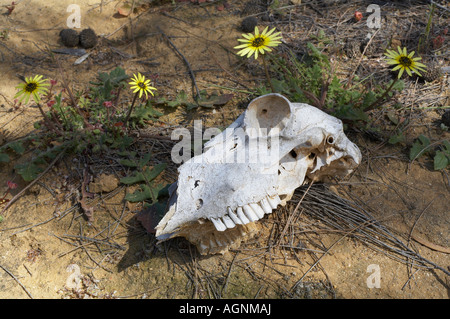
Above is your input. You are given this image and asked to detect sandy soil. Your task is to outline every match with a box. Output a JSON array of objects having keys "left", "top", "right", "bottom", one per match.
[{"left": 0, "top": 0, "right": 448, "bottom": 299}]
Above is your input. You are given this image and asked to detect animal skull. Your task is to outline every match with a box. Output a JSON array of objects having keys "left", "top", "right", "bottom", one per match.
[{"left": 156, "top": 94, "right": 361, "bottom": 254}]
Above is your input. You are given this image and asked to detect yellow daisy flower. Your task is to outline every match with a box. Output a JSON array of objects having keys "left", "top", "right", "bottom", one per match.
[
  {"left": 129, "top": 72, "right": 156, "bottom": 99},
  {"left": 385, "top": 46, "right": 427, "bottom": 78},
  {"left": 234, "top": 26, "right": 282, "bottom": 60},
  {"left": 14, "top": 75, "right": 50, "bottom": 104}
]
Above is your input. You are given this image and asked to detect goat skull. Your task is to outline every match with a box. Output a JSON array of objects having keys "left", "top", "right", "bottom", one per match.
[{"left": 156, "top": 94, "right": 361, "bottom": 254}]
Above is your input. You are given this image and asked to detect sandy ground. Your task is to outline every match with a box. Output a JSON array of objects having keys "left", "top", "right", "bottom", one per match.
[{"left": 0, "top": 0, "right": 449, "bottom": 299}]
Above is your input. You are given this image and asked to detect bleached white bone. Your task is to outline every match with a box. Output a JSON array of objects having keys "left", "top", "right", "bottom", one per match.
[{"left": 156, "top": 93, "right": 362, "bottom": 254}]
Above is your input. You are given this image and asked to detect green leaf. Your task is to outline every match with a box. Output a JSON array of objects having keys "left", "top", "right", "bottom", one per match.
[
  {"left": 196, "top": 93, "right": 234, "bottom": 109},
  {"left": 119, "top": 159, "right": 138, "bottom": 167},
  {"left": 129, "top": 104, "right": 163, "bottom": 127},
  {"left": 442, "top": 140, "right": 450, "bottom": 155},
  {"left": 8, "top": 142, "right": 25, "bottom": 155},
  {"left": 333, "top": 104, "right": 369, "bottom": 122},
  {"left": 0, "top": 153, "right": 10, "bottom": 163},
  {"left": 409, "top": 134, "right": 431, "bottom": 161},
  {"left": 433, "top": 151, "right": 449, "bottom": 170},
  {"left": 119, "top": 153, "right": 151, "bottom": 168},
  {"left": 125, "top": 183, "right": 166, "bottom": 203},
  {"left": 138, "top": 153, "right": 152, "bottom": 169},
  {"left": 361, "top": 91, "right": 377, "bottom": 110},
  {"left": 117, "top": 150, "right": 136, "bottom": 157},
  {"left": 120, "top": 163, "right": 167, "bottom": 185},
  {"left": 388, "top": 132, "right": 405, "bottom": 145},
  {"left": 98, "top": 67, "right": 128, "bottom": 86},
  {"left": 14, "top": 162, "right": 43, "bottom": 182}
]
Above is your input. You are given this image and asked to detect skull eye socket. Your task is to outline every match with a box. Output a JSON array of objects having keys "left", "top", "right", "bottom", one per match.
[
  {"left": 327, "top": 136, "right": 335, "bottom": 145},
  {"left": 308, "top": 152, "right": 316, "bottom": 159}
]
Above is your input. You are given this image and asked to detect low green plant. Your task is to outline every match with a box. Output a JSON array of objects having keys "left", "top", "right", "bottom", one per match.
[
  {"left": 0, "top": 67, "right": 165, "bottom": 185},
  {"left": 264, "top": 42, "right": 404, "bottom": 126},
  {"left": 409, "top": 135, "right": 450, "bottom": 170},
  {"left": 417, "top": 3, "right": 435, "bottom": 53},
  {"left": 118, "top": 152, "right": 169, "bottom": 205}
]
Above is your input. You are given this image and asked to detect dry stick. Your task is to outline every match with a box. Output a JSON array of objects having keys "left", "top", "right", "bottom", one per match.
[
  {"left": 403, "top": 196, "right": 437, "bottom": 289},
  {"left": 0, "top": 264, "right": 33, "bottom": 299},
  {"left": 12, "top": 216, "right": 57, "bottom": 236},
  {"left": 208, "top": 49, "right": 252, "bottom": 90},
  {"left": 407, "top": 196, "right": 438, "bottom": 248},
  {"left": 36, "top": 103, "right": 63, "bottom": 135},
  {"left": 291, "top": 217, "right": 381, "bottom": 292},
  {"left": 277, "top": 181, "right": 313, "bottom": 246},
  {"left": 1, "top": 149, "right": 66, "bottom": 217},
  {"left": 364, "top": 77, "right": 399, "bottom": 112},
  {"left": 262, "top": 55, "right": 275, "bottom": 93},
  {"left": 55, "top": 58, "right": 91, "bottom": 128},
  {"left": 157, "top": 26, "right": 200, "bottom": 101},
  {"left": 79, "top": 241, "right": 114, "bottom": 273},
  {"left": 221, "top": 252, "right": 238, "bottom": 297},
  {"left": 346, "top": 28, "right": 380, "bottom": 89},
  {"left": 305, "top": 185, "right": 450, "bottom": 275},
  {"left": 403, "top": 195, "right": 450, "bottom": 254},
  {"left": 123, "top": 92, "right": 139, "bottom": 127}
]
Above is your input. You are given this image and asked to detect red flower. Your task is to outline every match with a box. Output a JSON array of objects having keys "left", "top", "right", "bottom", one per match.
[
  {"left": 103, "top": 101, "right": 113, "bottom": 108},
  {"left": 47, "top": 100, "right": 56, "bottom": 107},
  {"left": 354, "top": 11, "right": 363, "bottom": 22},
  {"left": 7, "top": 181, "right": 18, "bottom": 189},
  {"left": 50, "top": 79, "right": 57, "bottom": 86},
  {"left": 432, "top": 35, "right": 444, "bottom": 49}
]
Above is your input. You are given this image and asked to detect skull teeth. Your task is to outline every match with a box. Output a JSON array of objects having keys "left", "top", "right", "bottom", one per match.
[
  {"left": 211, "top": 217, "right": 227, "bottom": 232},
  {"left": 249, "top": 203, "right": 265, "bottom": 219},
  {"left": 259, "top": 197, "right": 272, "bottom": 214},
  {"left": 243, "top": 204, "right": 258, "bottom": 222},
  {"left": 228, "top": 207, "right": 243, "bottom": 225},
  {"left": 210, "top": 195, "right": 281, "bottom": 232},
  {"left": 267, "top": 195, "right": 281, "bottom": 209},
  {"left": 221, "top": 214, "right": 236, "bottom": 229},
  {"left": 236, "top": 207, "right": 250, "bottom": 224}
]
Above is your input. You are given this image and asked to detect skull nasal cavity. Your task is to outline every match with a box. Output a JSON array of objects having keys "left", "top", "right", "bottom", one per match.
[{"left": 195, "top": 199, "right": 203, "bottom": 209}]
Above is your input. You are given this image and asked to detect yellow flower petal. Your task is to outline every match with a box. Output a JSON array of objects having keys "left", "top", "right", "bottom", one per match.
[
  {"left": 261, "top": 26, "right": 269, "bottom": 36},
  {"left": 405, "top": 67, "right": 412, "bottom": 77}
]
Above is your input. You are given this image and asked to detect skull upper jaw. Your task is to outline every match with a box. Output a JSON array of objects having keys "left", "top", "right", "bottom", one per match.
[{"left": 154, "top": 94, "right": 362, "bottom": 254}]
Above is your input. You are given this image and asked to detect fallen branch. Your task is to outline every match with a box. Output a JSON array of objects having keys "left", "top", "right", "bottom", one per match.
[
  {"left": 80, "top": 168, "right": 94, "bottom": 222},
  {"left": 0, "top": 264, "right": 33, "bottom": 299},
  {"left": 157, "top": 26, "right": 200, "bottom": 102}
]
